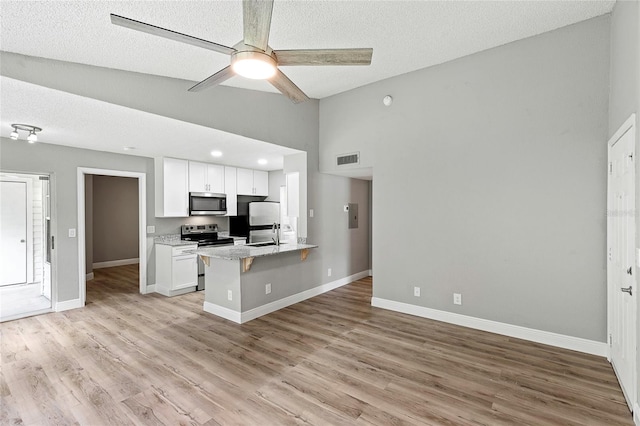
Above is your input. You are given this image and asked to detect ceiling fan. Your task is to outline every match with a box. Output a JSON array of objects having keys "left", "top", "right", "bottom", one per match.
[{"left": 110, "top": 0, "right": 373, "bottom": 103}]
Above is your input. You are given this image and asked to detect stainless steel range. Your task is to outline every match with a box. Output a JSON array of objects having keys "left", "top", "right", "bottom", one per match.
[{"left": 181, "top": 224, "right": 234, "bottom": 291}]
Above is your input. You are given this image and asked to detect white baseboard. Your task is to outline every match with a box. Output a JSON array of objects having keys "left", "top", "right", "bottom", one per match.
[
  {"left": 203, "top": 301, "right": 242, "bottom": 323},
  {"left": 154, "top": 285, "right": 196, "bottom": 297},
  {"left": 86, "top": 272, "right": 94, "bottom": 281},
  {"left": 371, "top": 297, "right": 607, "bottom": 357},
  {"left": 55, "top": 298, "right": 83, "bottom": 312},
  {"left": 368, "top": 269, "right": 373, "bottom": 276},
  {"left": 93, "top": 258, "right": 139, "bottom": 269},
  {"left": 634, "top": 402, "right": 639, "bottom": 426},
  {"left": 145, "top": 284, "right": 156, "bottom": 294},
  {"left": 203, "top": 270, "right": 370, "bottom": 324}
]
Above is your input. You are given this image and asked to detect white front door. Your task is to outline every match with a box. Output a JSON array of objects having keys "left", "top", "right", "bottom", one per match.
[
  {"left": 0, "top": 181, "right": 28, "bottom": 285},
  {"left": 608, "top": 118, "right": 637, "bottom": 410}
]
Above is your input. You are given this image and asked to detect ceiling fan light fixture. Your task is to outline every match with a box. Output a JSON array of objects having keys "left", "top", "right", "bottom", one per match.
[
  {"left": 231, "top": 51, "right": 277, "bottom": 80},
  {"left": 10, "top": 129, "right": 19, "bottom": 140}
]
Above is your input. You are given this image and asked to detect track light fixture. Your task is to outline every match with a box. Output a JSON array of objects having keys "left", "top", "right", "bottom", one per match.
[{"left": 9, "top": 124, "right": 42, "bottom": 143}]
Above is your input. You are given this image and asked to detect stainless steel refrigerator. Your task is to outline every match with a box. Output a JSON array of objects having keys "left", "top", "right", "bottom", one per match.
[{"left": 248, "top": 201, "right": 280, "bottom": 243}]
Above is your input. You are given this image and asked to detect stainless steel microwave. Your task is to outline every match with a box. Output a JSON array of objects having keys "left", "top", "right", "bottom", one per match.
[{"left": 189, "top": 192, "right": 227, "bottom": 215}]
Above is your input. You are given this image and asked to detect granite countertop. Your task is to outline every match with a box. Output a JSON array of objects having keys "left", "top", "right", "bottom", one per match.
[
  {"left": 155, "top": 240, "right": 198, "bottom": 247},
  {"left": 194, "top": 243, "right": 318, "bottom": 260}
]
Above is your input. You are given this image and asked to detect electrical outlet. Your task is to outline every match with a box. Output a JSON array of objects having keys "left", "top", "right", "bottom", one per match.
[
  {"left": 227, "top": 290, "right": 232, "bottom": 301},
  {"left": 265, "top": 283, "right": 271, "bottom": 294},
  {"left": 328, "top": 268, "right": 332, "bottom": 277},
  {"left": 453, "top": 293, "right": 462, "bottom": 305},
  {"left": 309, "top": 209, "right": 314, "bottom": 218},
  {"left": 147, "top": 225, "right": 156, "bottom": 234},
  {"left": 68, "top": 228, "right": 76, "bottom": 238},
  {"left": 413, "top": 287, "right": 420, "bottom": 297}
]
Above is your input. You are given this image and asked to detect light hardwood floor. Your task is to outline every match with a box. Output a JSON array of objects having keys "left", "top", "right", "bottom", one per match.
[{"left": 1, "top": 264, "right": 633, "bottom": 425}]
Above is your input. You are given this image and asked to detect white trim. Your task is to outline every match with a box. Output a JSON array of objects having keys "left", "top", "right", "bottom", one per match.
[
  {"left": 203, "top": 301, "right": 242, "bottom": 323},
  {"left": 93, "top": 258, "right": 139, "bottom": 269},
  {"left": 86, "top": 272, "right": 94, "bottom": 281},
  {"left": 55, "top": 298, "right": 83, "bottom": 312},
  {"left": 368, "top": 269, "right": 373, "bottom": 276},
  {"left": 633, "top": 402, "right": 639, "bottom": 426},
  {"left": 155, "top": 285, "right": 196, "bottom": 297},
  {"left": 371, "top": 297, "right": 607, "bottom": 357},
  {"left": 203, "top": 270, "right": 370, "bottom": 324},
  {"left": 77, "top": 168, "right": 147, "bottom": 307},
  {"left": 145, "top": 284, "right": 156, "bottom": 294}
]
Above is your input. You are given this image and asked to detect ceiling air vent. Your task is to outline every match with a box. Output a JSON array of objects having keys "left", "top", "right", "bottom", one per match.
[{"left": 337, "top": 152, "right": 360, "bottom": 166}]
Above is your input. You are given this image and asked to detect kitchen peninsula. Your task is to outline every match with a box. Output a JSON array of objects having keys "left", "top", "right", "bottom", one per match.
[{"left": 195, "top": 243, "right": 318, "bottom": 323}]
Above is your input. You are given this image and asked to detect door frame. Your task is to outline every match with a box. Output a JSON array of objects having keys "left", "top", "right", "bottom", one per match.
[
  {"left": 606, "top": 113, "right": 637, "bottom": 410},
  {"left": 77, "top": 168, "right": 147, "bottom": 305}
]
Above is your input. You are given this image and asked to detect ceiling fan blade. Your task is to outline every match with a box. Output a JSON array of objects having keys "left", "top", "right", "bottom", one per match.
[
  {"left": 242, "top": 0, "right": 273, "bottom": 51},
  {"left": 188, "top": 66, "right": 235, "bottom": 92},
  {"left": 269, "top": 70, "right": 309, "bottom": 104},
  {"left": 274, "top": 48, "right": 373, "bottom": 66},
  {"left": 110, "top": 14, "right": 235, "bottom": 55}
]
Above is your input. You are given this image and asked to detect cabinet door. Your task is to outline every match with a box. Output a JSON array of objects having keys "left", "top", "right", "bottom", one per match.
[
  {"left": 236, "top": 168, "right": 254, "bottom": 195},
  {"left": 208, "top": 164, "right": 225, "bottom": 193},
  {"left": 188, "top": 161, "right": 207, "bottom": 192},
  {"left": 163, "top": 158, "right": 189, "bottom": 217},
  {"left": 224, "top": 166, "right": 237, "bottom": 216},
  {"left": 253, "top": 170, "right": 269, "bottom": 196},
  {"left": 172, "top": 254, "right": 197, "bottom": 290}
]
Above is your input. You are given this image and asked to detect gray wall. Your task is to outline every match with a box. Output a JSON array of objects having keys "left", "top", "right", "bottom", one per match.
[
  {"left": 266, "top": 169, "right": 285, "bottom": 202},
  {"left": 320, "top": 16, "right": 610, "bottom": 342},
  {"left": 0, "top": 53, "right": 370, "bottom": 305},
  {"left": 92, "top": 175, "right": 139, "bottom": 263},
  {"left": 608, "top": 0, "right": 639, "bottom": 411}
]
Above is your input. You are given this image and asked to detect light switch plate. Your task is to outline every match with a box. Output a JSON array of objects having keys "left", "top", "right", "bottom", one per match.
[
  {"left": 309, "top": 209, "right": 314, "bottom": 218},
  {"left": 68, "top": 228, "right": 76, "bottom": 238},
  {"left": 147, "top": 225, "right": 156, "bottom": 234}
]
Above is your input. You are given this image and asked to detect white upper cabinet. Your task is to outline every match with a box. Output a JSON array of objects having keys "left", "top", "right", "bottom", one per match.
[
  {"left": 189, "top": 161, "right": 224, "bottom": 193},
  {"left": 224, "top": 166, "right": 238, "bottom": 216},
  {"left": 253, "top": 170, "right": 269, "bottom": 196},
  {"left": 237, "top": 168, "right": 269, "bottom": 196},
  {"left": 155, "top": 157, "right": 189, "bottom": 217}
]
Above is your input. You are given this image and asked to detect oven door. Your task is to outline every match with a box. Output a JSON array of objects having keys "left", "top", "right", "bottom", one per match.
[{"left": 189, "top": 192, "right": 227, "bottom": 216}]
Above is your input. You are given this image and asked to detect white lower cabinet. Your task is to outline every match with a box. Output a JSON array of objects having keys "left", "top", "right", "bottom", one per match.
[{"left": 155, "top": 244, "right": 197, "bottom": 296}]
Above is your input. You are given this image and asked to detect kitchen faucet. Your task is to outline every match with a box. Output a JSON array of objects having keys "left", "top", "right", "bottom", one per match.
[{"left": 272, "top": 222, "right": 280, "bottom": 246}]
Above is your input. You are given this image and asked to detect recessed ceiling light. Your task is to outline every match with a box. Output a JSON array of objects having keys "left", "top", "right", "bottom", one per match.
[
  {"left": 211, "top": 150, "right": 223, "bottom": 157},
  {"left": 123, "top": 146, "right": 136, "bottom": 151},
  {"left": 258, "top": 159, "right": 268, "bottom": 165}
]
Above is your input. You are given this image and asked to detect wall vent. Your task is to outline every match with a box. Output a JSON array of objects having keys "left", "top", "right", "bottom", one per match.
[{"left": 337, "top": 152, "right": 360, "bottom": 166}]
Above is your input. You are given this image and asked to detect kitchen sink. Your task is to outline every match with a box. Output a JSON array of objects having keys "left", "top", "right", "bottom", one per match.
[{"left": 249, "top": 242, "right": 287, "bottom": 247}]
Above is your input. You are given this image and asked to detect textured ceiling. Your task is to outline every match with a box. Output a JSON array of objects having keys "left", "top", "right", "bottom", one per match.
[
  {"left": 0, "top": 77, "right": 300, "bottom": 170},
  {"left": 1, "top": 0, "right": 615, "bottom": 100}
]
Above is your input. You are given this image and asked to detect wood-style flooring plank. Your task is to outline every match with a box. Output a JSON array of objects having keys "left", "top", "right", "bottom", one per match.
[{"left": 0, "top": 266, "right": 633, "bottom": 425}]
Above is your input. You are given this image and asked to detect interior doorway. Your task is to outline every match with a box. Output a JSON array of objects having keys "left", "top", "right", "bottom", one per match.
[
  {"left": 77, "top": 168, "right": 147, "bottom": 306},
  {"left": 0, "top": 172, "right": 53, "bottom": 321},
  {"left": 607, "top": 113, "right": 637, "bottom": 411}
]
